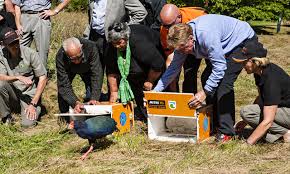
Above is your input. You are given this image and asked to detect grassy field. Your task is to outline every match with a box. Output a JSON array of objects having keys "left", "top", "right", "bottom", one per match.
[{"left": 1, "top": 12, "right": 290, "bottom": 174}]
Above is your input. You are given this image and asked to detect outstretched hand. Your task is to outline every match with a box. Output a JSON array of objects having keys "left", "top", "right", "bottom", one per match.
[
  {"left": 25, "top": 104, "right": 37, "bottom": 120},
  {"left": 87, "top": 100, "right": 100, "bottom": 105},
  {"left": 143, "top": 81, "right": 153, "bottom": 91},
  {"left": 74, "top": 101, "right": 84, "bottom": 113},
  {"left": 188, "top": 90, "right": 206, "bottom": 108},
  {"left": 109, "top": 91, "right": 118, "bottom": 103}
]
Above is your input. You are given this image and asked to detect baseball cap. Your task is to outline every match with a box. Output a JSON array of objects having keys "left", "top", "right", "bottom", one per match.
[
  {"left": 0, "top": 27, "right": 19, "bottom": 45},
  {"left": 232, "top": 39, "right": 267, "bottom": 63}
]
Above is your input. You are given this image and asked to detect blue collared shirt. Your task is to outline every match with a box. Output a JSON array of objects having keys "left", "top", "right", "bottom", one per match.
[
  {"left": 91, "top": 0, "right": 107, "bottom": 35},
  {"left": 154, "top": 14, "right": 255, "bottom": 94}
]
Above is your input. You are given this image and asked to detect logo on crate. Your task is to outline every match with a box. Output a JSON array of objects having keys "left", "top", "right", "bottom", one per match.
[
  {"left": 148, "top": 100, "right": 166, "bottom": 109},
  {"left": 168, "top": 101, "right": 176, "bottom": 110},
  {"left": 203, "top": 117, "right": 208, "bottom": 132},
  {"left": 120, "top": 112, "right": 127, "bottom": 126}
]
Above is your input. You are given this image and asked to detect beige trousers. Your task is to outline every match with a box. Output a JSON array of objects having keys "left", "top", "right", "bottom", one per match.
[
  {"left": 241, "top": 104, "right": 290, "bottom": 143},
  {"left": 0, "top": 81, "right": 41, "bottom": 127},
  {"left": 20, "top": 13, "right": 51, "bottom": 68}
]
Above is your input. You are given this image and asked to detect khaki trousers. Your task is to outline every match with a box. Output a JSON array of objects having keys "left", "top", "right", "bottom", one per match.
[
  {"left": 0, "top": 81, "right": 40, "bottom": 127},
  {"left": 241, "top": 104, "right": 290, "bottom": 142},
  {"left": 20, "top": 13, "right": 51, "bottom": 67}
]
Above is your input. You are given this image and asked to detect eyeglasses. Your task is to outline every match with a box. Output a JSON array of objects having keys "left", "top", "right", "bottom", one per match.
[
  {"left": 68, "top": 50, "right": 84, "bottom": 63},
  {"left": 163, "top": 14, "right": 182, "bottom": 29},
  {"left": 176, "top": 37, "right": 194, "bottom": 54}
]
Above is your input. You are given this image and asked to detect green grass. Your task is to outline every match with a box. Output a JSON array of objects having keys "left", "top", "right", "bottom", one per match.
[
  {"left": 0, "top": 13, "right": 290, "bottom": 173},
  {"left": 248, "top": 21, "right": 277, "bottom": 26},
  {"left": 0, "top": 126, "right": 70, "bottom": 173}
]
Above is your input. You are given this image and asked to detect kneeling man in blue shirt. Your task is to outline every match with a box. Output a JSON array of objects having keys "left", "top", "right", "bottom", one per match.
[{"left": 154, "top": 14, "right": 265, "bottom": 142}]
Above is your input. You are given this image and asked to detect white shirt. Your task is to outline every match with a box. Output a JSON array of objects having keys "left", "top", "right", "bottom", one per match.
[
  {"left": 0, "top": 0, "right": 4, "bottom": 11},
  {"left": 91, "top": 0, "right": 107, "bottom": 35}
]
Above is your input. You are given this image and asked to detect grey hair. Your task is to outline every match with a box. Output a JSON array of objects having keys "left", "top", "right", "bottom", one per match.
[
  {"left": 252, "top": 57, "right": 270, "bottom": 67},
  {"left": 62, "top": 37, "right": 81, "bottom": 52},
  {"left": 108, "top": 22, "right": 131, "bottom": 42}
]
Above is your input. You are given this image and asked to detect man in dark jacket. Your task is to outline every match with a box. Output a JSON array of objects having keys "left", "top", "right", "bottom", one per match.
[
  {"left": 56, "top": 37, "right": 103, "bottom": 122},
  {"left": 107, "top": 22, "right": 165, "bottom": 121}
]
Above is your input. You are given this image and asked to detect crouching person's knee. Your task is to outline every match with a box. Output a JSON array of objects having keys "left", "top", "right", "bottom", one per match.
[
  {"left": 240, "top": 104, "right": 261, "bottom": 124},
  {"left": 21, "top": 118, "right": 37, "bottom": 128},
  {"left": 21, "top": 106, "right": 41, "bottom": 128}
]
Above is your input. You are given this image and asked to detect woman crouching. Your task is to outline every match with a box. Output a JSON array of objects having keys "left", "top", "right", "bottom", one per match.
[{"left": 234, "top": 43, "right": 290, "bottom": 144}]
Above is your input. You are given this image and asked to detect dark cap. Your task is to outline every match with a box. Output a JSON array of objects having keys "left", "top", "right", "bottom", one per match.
[
  {"left": 0, "top": 27, "right": 19, "bottom": 45},
  {"left": 232, "top": 39, "right": 267, "bottom": 63}
]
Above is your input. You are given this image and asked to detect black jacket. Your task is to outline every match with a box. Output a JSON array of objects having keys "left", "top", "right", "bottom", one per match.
[
  {"left": 56, "top": 38, "right": 103, "bottom": 107},
  {"left": 115, "top": 24, "right": 165, "bottom": 75}
]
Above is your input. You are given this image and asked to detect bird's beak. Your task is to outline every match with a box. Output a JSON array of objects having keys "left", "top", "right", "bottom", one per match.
[{"left": 68, "top": 120, "right": 74, "bottom": 129}]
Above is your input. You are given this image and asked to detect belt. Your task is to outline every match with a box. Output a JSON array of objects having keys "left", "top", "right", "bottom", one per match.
[{"left": 22, "top": 10, "right": 44, "bottom": 14}]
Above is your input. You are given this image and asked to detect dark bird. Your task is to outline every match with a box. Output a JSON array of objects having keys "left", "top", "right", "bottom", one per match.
[{"left": 69, "top": 115, "right": 117, "bottom": 160}]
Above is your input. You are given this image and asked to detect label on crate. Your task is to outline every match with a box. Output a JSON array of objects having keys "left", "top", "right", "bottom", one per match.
[
  {"left": 168, "top": 101, "right": 176, "bottom": 110},
  {"left": 148, "top": 100, "right": 166, "bottom": 109}
]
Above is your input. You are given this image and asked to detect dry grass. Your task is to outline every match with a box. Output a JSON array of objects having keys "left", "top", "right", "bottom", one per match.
[{"left": 1, "top": 12, "right": 290, "bottom": 174}]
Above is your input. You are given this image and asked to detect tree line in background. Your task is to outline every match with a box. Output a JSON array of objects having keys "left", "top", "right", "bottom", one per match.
[{"left": 54, "top": 0, "right": 289, "bottom": 21}]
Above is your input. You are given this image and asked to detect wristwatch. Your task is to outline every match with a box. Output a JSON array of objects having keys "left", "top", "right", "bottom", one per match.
[
  {"left": 54, "top": 9, "right": 60, "bottom": 14},
  {"left": 204, "top": 89, "right": 211, "bottom": 97}
]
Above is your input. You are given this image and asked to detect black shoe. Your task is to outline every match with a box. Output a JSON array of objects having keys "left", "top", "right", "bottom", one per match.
[{"left": 1, "top": 114, "right": 13, "bottom": 125}]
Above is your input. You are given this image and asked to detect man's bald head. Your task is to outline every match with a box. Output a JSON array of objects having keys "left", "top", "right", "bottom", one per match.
[
  {"left": 63, "top": 37, "right": 83, "bottom": 64},
  {"left": 160, "top": 4, "right": 181, "bottom": 26}
]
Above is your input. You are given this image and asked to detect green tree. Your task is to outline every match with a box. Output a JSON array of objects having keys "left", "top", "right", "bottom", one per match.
[{"left": 168, "top": 0, "right": 290, "bottom": 21}]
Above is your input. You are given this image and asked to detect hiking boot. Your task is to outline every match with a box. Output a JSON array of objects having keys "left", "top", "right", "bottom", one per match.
[{"left": 215, "top": 133, "right": 232, "bottom": 143}]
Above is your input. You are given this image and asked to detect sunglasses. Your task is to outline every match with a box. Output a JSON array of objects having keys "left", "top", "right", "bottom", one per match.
[{"left": 163, "top": 14, "right": 182, "bottom": 29}]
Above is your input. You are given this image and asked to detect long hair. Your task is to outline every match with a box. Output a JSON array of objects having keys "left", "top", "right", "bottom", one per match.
[
  {"left": 251, "top": 57, "right": 270, "bottom": 67},
  {"left": 108, "top": 22, "right": 131, "bottom": 42}
]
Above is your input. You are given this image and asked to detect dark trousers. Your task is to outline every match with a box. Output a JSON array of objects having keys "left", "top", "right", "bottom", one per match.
[
  {"left": 201, "top": 35, "right": 259, "bottom": 136},
  {"left": 58, "top": 72, "right": 91, "bottom": 123},
  {"left": 183, "top": 55, "right": 211, "bottom": 93},
  {"left": 128, "top": 73, "right": 148, "bottom": 121},
  {"left": 201, "top": 35, "right": 258, "bottom": 135},
  {"left": 202, "top": 58, "right": 242, "bottom": 135}
]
